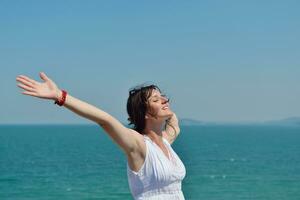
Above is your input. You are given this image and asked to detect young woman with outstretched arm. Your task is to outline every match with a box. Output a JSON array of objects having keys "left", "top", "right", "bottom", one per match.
[{"left": 16, "top": 72, "right": 185, "bottom": 200}]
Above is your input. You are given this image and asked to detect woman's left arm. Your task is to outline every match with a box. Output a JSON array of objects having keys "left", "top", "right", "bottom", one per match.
[{"left": 163, "top": 113, "right": 180, "bottom": 144}]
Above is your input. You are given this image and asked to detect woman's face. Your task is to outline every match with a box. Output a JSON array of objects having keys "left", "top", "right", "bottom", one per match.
[{"left": 146, "top": 89, "right": 173, "bottom": 120}]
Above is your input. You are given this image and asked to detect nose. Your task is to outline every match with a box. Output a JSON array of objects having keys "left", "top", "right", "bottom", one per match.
[{"left": 161, "top": 96, "right": 169, "bottom": 103}]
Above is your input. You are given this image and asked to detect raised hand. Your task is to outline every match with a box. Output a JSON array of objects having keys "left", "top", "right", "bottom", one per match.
[{"left": 16, "top": 72, "right": 61, "bottom": 101}]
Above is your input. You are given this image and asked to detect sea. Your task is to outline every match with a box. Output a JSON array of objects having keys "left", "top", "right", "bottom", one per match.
[{"left": 0, "top": 124, "right": 300, "bottom": 200}]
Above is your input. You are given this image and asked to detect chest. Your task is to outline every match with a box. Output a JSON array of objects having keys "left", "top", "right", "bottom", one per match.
[{"left": 145, "top": 142, "right": 186, "bottom": 183}]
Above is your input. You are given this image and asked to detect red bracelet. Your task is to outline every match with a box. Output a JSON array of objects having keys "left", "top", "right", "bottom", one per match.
[{"left": 54, "top": 90, "right": 67, "bottom": 106}]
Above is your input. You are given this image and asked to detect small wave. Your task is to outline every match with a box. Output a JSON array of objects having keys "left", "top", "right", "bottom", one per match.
[
  {"left": 203, "top": 174, "right": 228, "bottom": 179},
  {"left": 0, "top": 178, "right": 18, "bottom": 183}
]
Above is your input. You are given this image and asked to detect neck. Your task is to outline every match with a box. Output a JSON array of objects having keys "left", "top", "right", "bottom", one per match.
[{"left": 143, "top": 121, "right": 166, "bottom": 142}]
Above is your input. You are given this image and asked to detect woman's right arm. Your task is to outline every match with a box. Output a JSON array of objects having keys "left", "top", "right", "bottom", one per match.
[
  {"left": 16, "top": 72, "right": 142, "bottom": 154},
  {"left": 62, "top": 93, "right": 142, "bottom": 154}
]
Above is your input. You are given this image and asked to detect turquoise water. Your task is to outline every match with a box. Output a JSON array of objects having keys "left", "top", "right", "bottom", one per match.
[{"left": 1, "top": 125, "right": 300, "bottom": 199}]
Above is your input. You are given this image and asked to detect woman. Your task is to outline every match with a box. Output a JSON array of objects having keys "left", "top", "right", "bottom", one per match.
[{"left": 16, "top": 72, "right": 186, "bottom": 199}]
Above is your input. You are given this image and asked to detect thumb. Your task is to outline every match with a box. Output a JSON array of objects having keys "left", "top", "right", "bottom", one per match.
[{"left": 39, "top": 72, "right": 49, "bottom": 81}]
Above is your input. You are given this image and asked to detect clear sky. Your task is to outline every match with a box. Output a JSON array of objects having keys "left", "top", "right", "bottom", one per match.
[{"left": 1, "top": 0, "right": 299, "bottom": 124}]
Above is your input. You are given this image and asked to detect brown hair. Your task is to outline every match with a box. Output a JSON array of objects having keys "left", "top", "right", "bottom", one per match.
[{"left": 126, "top": 84, "right": 161, "bottom": 134}]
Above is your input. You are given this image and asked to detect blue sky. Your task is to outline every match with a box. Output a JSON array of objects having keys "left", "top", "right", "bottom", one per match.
[{"left": 1, "top": 1, "right": 299, "bottom": 124}]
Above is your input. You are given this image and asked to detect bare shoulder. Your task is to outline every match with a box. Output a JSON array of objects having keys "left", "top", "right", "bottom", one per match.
[
  {"left": 162, "top": 128, "right": 181, "bottom": 145},
  {"left": 162, "top": 130, "right": 173, "bottom": 144}
]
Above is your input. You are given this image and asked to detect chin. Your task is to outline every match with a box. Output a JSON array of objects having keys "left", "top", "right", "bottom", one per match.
[
  {"left": 155, "top": 110, "right": 173, "bottom": 121},
  {"left": 162, "top": 112, "right": 174, "bottom": 119}
]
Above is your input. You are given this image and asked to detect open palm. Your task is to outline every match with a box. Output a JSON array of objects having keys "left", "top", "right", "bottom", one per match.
[{"left": 16, "top": 72, "right": 60, "bottom": 100}]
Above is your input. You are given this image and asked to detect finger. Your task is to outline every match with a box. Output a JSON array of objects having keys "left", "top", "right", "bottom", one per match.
[
  {"left": 16, "top": 77, "right": 35, "bottom": 88},
  {"left": 17, "top": 75, "right": 38, "bottom": 85},
  {"left": 17, "top": 83, "right": 36, "bottom": 92},
  {"left": 22, "top": 91, "right": 38, "bottom": 97},
  {"left": 17, "top": 75, "right": 37, "bottom": 84},
  {"left": 39, "top": 72, "right": 49, "bottom": 81}
]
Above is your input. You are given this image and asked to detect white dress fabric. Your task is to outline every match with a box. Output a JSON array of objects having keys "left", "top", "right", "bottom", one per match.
[{"left": 127, "top": 135, "right": 186, "bottom": 200}]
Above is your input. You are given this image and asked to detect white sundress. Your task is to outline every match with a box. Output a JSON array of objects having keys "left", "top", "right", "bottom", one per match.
[{"left": 127, "top": 135, "right": 186, "bottom": 200}]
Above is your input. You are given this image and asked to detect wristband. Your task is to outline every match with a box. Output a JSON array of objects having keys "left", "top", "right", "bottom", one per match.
[{"left": 54, "top": 90, "right": 67, "bottom": 106}]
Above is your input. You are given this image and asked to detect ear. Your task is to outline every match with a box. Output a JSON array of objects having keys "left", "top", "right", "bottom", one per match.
[
  {"left": 145, "top": 111, "right": 157, "bottom": 120},
  {"left": 145, "top": 113, "right": 150, "bottom": 119},
  {"left": 145, "top": 110, "right": 155, "bottom": 119}
]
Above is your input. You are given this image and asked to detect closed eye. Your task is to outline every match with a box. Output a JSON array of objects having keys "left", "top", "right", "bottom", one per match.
[{"left": 150, "top": 94, "right": 170, "bottom": 102}]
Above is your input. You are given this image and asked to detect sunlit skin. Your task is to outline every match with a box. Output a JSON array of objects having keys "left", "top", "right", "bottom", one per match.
[
  {"left": 143, "top": 89, "right": 175, "bottom": 160},
  {"left": 16, "top": 72, "right": 180, "bottom": 173}
]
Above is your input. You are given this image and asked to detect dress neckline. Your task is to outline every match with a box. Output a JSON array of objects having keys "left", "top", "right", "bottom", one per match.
[{"left": 143, "top": 135, "right": 171, "bottom": 161}]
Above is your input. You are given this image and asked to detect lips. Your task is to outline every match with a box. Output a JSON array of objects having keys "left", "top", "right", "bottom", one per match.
[{"left": 162, "top": 106, "right": 169, "bottom": 110}]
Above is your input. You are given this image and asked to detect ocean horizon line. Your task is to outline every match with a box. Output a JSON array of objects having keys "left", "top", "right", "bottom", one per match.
[{"left": 2, "top": 116, "right": 300, "bottom": 126}]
